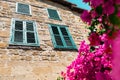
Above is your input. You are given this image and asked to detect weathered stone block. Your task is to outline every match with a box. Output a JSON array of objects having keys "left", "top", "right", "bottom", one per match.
[
  {"left": 25, "top": 56, "right": 32, "bottom": 61},
  {"left": 11, "top": 55, "right": 20, "bottom": 61},
  {"left": 0, "top": 0, "right": 88, "bottom": 80},
  {"left": 0, "top": 67, "right": 11, "bottom": 76},
  {"left": 32, "top": 66, "right": 52, "bottom": 76},
  {"left": 0, "top": 42, "right": 8, "bottom": 48}
]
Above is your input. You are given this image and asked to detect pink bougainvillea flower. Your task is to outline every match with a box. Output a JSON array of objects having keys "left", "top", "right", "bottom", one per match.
[
  {"left": 100, "top": 33, "right": 109, "bottom": 42},
  {"left": 117, "top": 11, "right": 120, "bottom": 18},
  {"left": 102, "top": 1, "right": 115, "bottom": 15},
  {"left": 96, "top": 72, "right": 106, "bottom": 80},
  {"left": 83, "top": 0, "right": 91, "bottom": 3},
  {"left": 91, "top": 10, "right": 98, "bottom": 18},
  {"left": 78, "top": 41, "right": 90, "bottom": 54},
  {"left": 115, "top": 0, "right": 120, "bottom": 5},
  {"left": 88, "top": 32, "right": 101, "bottom": 46},
  {"left": 90, "top": 0, "right": 104, "bottom": 8},
  {"left": 80, "top": 10, "right": 92, "bottom": 25},
  {"left": 111, "top": 31, "right": 120, "bottom": 80},
  {"left": 98, "top": 16, "right": 103, "bottom": 23},
  {"left": 96, "top": 72, "right": 112, "bottom": 80},
  {"left": 116, "top": 7, "right": 120, "bottom": 18}
]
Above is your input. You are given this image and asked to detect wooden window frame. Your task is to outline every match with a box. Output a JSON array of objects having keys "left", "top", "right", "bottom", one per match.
[
  {"left": 47, "top": 8, "right": 62, "bottom": 20},
  {"left": 9, "top": 18, "right": 40, "bottom": 47}
]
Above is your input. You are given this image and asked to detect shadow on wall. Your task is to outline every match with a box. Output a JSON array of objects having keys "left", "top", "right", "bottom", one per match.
[{"left": 35, "top": 0, "right": 83, "bottom": 16}]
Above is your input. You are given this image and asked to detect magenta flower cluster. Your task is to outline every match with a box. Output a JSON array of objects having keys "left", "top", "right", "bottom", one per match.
[
  {"left": 81, "top": 0, "right": 120, "bottom": 25},
  {"left": 61, "top": 33, "right": 112, "bottom": 80},
  {"left": 60, "top": 0, "right": 120, "bottom": 80}
]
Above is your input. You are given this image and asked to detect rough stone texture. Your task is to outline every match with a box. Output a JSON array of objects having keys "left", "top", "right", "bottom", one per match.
[{"left": 0, "top": 0, "right": 88, "bottom": 80}]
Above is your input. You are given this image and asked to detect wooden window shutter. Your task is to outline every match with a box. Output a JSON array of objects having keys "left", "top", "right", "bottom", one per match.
[{"left": 49, "top": 24, "right": 77, "bottom": 50}]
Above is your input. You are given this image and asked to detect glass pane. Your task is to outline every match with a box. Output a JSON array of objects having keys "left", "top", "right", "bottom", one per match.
[
  {"left": 54, "top": 36, "right": 63, "bottom": 46},
  {"left": 26, "top": 22, "right": 34, "bottom": 31},
  {"left": 60, "top": 28, "right": 68, "bottom": 36},
  {"left": 18, "top": 3, "right": 30, "bottom": 14},
  {"left": 51, "top": 26, "right": 59, "bottom": 34},
  {"left": 48, "top": 9, "right": 60, "bottom": 19},
  {"left": 15, "top": 21, "right": 23, "bottom": 30},
  {"left": 27, "top": 32, "right": 35, "bottom": 43},
  {"left": 14, "top": 31, "right": 23, "bottom": 42},
  {"left": 64, "top": 37, "right": 72, "bottom": 46}
]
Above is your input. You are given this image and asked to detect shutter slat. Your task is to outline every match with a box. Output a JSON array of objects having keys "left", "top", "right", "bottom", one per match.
[
  {"left": 51, "top": 26, "right": 63, "bottom": 46},
  {"left": 60, "top": 27, "right": 73, "bottom": 47}
]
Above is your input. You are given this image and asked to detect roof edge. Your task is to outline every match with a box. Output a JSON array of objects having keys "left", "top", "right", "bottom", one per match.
[{"left": 47, "top": 0, "right": 84, "bottom": 13}]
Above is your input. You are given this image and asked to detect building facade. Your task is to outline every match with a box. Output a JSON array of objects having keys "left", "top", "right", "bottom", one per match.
[{"left": 0, "top": 0, "right": 88, "bottom": 80}]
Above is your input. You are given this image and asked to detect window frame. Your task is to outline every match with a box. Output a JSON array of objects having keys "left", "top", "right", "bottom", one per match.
[
  {"left": 16, "top": 2, "right": 32, "bottom": 15},
  {"left": 48, "top": 24, "right": 77, "bottom": 50},
  {"left": 47, "top": 8, "right": 62, "bottom": 20},
  {"left": 9, "top": 18, "right": 40, "bottom": 47}
]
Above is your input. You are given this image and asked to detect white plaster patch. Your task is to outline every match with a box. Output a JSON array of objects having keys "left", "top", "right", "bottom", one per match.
[{"left": 0, "top": 6, "right": 3, "bottom": 11}]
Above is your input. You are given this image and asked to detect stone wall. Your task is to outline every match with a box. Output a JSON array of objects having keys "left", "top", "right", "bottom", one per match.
[{"left": 0, "top": 0, "right": 88, "bottom": 80}]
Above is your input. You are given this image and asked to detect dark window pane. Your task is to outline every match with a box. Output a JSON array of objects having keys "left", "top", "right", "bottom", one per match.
[
  {"left": 26, "top": 22, "right": 34, "bottom": 31},
  {"left": 14, "top": 31, "right": 23, "bottom": 42},
  {"left": 48, "top": 9, "right": 60, "bottom": 20},
  {"left": 60, "top": 28, "right": 68, "bottom": 36},
  {"left": 15, "top": 21, "right": 23, "bottom": 30},
  {"left": 27, "top": 32, "right": 35, "bottom": 43},
  {"left": 52, "top": 26, "right": 59, "bottom": 34},
  {"left": 54, "top": 36, "right": 63, "bottom": 46},
  {"left": 18, "top": 3, "right": 30, "bottom": 14},
  {"left": 64, "top": 37, "right": 72, "bottom": 46}
]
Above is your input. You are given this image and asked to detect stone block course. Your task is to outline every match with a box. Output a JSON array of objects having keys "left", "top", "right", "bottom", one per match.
[{"left": 0, "top": 0, "right": 88, "bottom": 80}]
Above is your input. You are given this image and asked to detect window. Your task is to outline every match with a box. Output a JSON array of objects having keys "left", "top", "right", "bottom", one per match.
[
  {"left": 47, "top": 8, "right": 61, "bottom": 20},
  {"left": 9, "top": 19, "right": 39, "bottom": 46},
  {"left": 49, "top": 24, "right": 77, "bottom": 50},
  {"left": 16, "top": 3, "right": 31, "bottom": 15}
]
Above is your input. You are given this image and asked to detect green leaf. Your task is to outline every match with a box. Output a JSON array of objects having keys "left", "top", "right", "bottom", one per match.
[
  {"left": 88, "top": 26, "right": 95, "bottom": 32},
  {"left": 57, "top": 77, "right": 64, "bottom": 80},
  {"left": 109, "top": 14, "right": 120, "bottom": 26},
  {"left": 90, "top": 46, "right": 95, "bottom": 52},
  {"left": 96, "top": 6, "right": 103, "bottom": 15},
  {"left": 99, "top": 28, "right": 106, "bottom": 34}
]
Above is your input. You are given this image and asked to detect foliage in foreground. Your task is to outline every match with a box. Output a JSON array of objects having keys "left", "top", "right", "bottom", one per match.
[{"left": 60, "top": 0, "right": 120, "bottom": 80}]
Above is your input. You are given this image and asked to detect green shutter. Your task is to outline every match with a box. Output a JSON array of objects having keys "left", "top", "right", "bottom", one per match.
[
  {"left": 60, "top": 27, "right": 73, "bottom": 46},
  {"left": 47, "top": 9, "right": 61, "bottom": 20},
  {"left": 51, "top": 26, "right": 63, "bottom": 46},
  {"left": 62, "top": 27, "right": 77, "bottom": 49},
  {"left": 49, "top": 24, "right": 77, "bottom": 50},
  {"left": 17, "top": 3, "right": 31, "bottom": 15},
  {"left": 49, "top": 24, "right": 63, "bottom": 48}
]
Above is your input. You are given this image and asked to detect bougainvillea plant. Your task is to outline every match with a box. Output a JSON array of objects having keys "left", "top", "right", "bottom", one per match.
[{"left": 59, "top": 0, "right": 120, "bottom": 80}]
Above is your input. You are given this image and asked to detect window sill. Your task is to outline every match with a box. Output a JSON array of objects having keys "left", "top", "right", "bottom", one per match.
[
  {"left": 7, "top": 45, "right": 42, "bottom": 50},
  {"left": 16, "top": 12, "right": 32, "bottom": 16},
  {"left": 54, "top": 48, "right": 78, "bottom": 52},
  {"left": 49, "top": 17, "right": 62, "bottom": 21}
]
